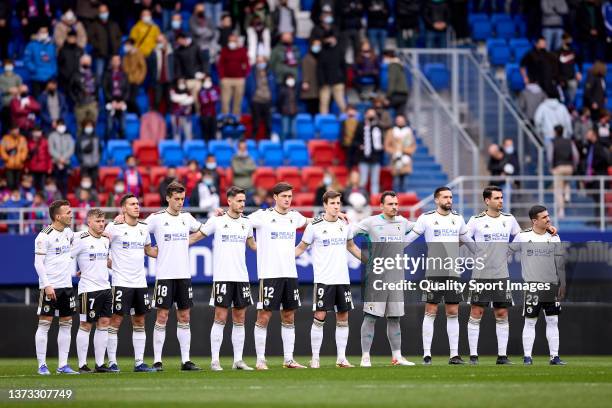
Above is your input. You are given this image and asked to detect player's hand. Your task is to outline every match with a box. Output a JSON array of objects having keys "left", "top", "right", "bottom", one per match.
[
  {"left": 558, "top": 285, "right": 566, "bottom": 301},
  {"left": 114, "top": 213, "right": 125, "bottom": 223},
  {"left": 338, "top": 212, "right": 349, "bottom": 223},
  {"left": 76, "top": 271, "right": 81, "bottom": 278},
  {"left": 214, "top": 208, "right": 225, "bottom": 217},
  {"left": 547, "top": 225, "right": 558, "bottom": 236},
  {"left": 107, "top": 258, "right": 112, "bottom": 269},
  {"left": 44, "top": 286, "right": 56, "bottom": 301}
]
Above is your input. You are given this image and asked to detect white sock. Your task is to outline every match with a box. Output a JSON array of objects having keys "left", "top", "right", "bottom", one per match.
[
  {"left": 57, "top": 320, "right": 72, "bottom": 368},
  {"left": 336, "top": 321, "right": 349, "bottom": 361},
  {"left": 496, "top": 317, "right": 510, "bottom": 356},
  {"left": 232, "top": 323, "right": 245, "bottom": 363},
  {"left": 545, "top": 315, "right": 560, "bottom": 358},
  {"left": 177, "top": 322, "right": 191, "bottom": 364},
  {"left": 107, "top": 327, "right": 118, "bottom": 365},
  {"left": 210, "top": 321, "right": 225, "bottom": 362},
  {"left": 153, "top": 322, "right": 166, "bottom": 363},
  {"left": 447, "top": 314, "right": 459, "bottom": 358},
  {"left": 76, "top": 326, "right": 90, "bottom": 368},
  {"left": 254, "top": 324, "right": 267, "bottom": 361},
  {"left": 35, "top": 320, "right": 51, "bottom": 367},
  {"left": 281, "top": 322, "right": 295, "bottom": 362},
  {"left": 133, "top": 326, "right": 146, "bottom": 366},
  {"left": 422, "top": 313, "right": 436, "bottom": 357},
  {"left": 467, "top": 316, "right": 481, "bottom": 356},
  {"left": 310, "top": 318, "right": 324, "bottom": 359},
  {"left": 522, "top": 317, "right": 537, "bottom": 357},
  {"left": 386, "top": 318, "right": 402, "bottom": 360},
  {"left": 94, "top": 327, "right": 108, "bottom": 367},
  {"left": 360, "top": 314, "right": 377, "bottom": 355}
]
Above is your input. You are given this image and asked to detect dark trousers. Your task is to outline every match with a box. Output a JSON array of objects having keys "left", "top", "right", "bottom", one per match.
[
  {"left": 251, "top": 101, "right": 271, "bottom": 138},
  {"left": 31, "top": 171, "right": 48, "bottom": 191},
  {"left": 200, "top": 115, "right": 218, "bottom": 141},
  {"left": 303, "top": 99, "right": 319, "bottom": 116},
  {"left": 127, "top": 84, "right": 141, "bottom": 115},
  {"left": 153, "top": 83, "right": 171, "bottom": 114},
  {"left": 5, "top": 169, "right": 22, "bottom": 189},
  {"left": 53, "top": 166, "right": 69, "bottom": 196}
]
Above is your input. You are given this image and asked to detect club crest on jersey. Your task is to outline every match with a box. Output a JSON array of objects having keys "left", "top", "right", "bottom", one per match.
[
  {"left": 164, "top": 222, "right": 169, "bottom": 226},
  {"left": 89, "top": 311, "right": 96, "bottom": 318},
  {"left": 323, "top": 230, "right": 328, "bottom": 234},
  {"left": 484, "top": 224, "right": 489, "bottom": 229},
  {"left": 43, "top": 305, "right": 50, "bottom": 312},
  {"left": 124, "top": 232, "right": 128, "bottom": 236},
  {"left": 216, "top": 296, "right": 223, "bottom": 303},
  {"left": 223, "top": 224, "right": 229, "bottom": 229},
  {"left": 434, "top": 221, "right": 439, "bottom": 226},
  {"left": 271, "top": 219, "right": 276, "bottom": 223},
  {"left": 115, "top": 303, "right": 122, "bottom": 311},
  {"left": 451, "top": 219, "right": 456, "bottom": 225}
]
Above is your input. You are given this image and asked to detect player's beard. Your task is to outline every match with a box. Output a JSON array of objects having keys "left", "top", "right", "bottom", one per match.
[{"left": 441, "top": 203, "right": 452, "bottom": 211}]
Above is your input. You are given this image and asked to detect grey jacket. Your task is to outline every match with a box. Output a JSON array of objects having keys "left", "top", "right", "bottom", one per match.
[
  {"left": 0, "top": 73, "right": 22, "bottom": 107},
  {"left": 541, "top": 0, "right": 568, "bottom": 28},
  {"left": 518, "top": 83, "right": 547, "bottom": 121},
  {"left": 231, "top": 154, "right": 256, "bottom": 190},
  {"left": 48, "top": 131, "right": 75, "bottom": 164}
]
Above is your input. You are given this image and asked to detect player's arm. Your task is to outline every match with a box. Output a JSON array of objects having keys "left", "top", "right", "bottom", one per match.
[
  {"left": 296, "top": 223, "right": 314, "bottom": 256},
  {"left": 107, "top": 257, "right": 112, "bottom": 269},
  {"left": 192, "top": 217, "right": 215, "bottom": 245},
  {"left": 189, "top": 231, "right": 206, "bottom": 245},
  {"left": 295, "top": 240, "right": 310, "bottom": 257},
  {"left": 459, "top": 231, "right": 476, "bottom": 253},
  {"left": 404, "top": 214, "right": 425, "bottom": 244},
  {"left": 554, "top": 239, "right": 566, "bottom": 300},
  {"left": 144, "top": 244, "right": 158, "bottom": 258},
  {"left": 34, "top": 254, "right": 55, "bottom": 300},
  {"left": 247, "top": 236, "right": 257, "bottom": 251},
  {"left": 346, "top": 239, "right": 361, "bottom": 261},
  {"left": 548, "top": 225, "right": 558, "bottom": 236}
]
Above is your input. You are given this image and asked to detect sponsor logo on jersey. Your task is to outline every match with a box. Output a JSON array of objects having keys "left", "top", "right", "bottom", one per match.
[
  {"left": 433, "top": 228, "right": 458, "bottom": 237},
  {"left": 270, "top": 231, "right": 295, "bottom": 240},
  {"left": 221, "top": 234, "right": 247, "bottom": 243},
  {"left": 163, "top": 232, "right": 188, "bottom": 241},
  {"left": 484, "top": 232, "right": 509, "bottom": 242}
]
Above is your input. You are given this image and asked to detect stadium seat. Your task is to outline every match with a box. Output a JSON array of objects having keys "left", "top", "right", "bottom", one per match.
[
  {"left": 98, "top": 192, "right": 109, "bottom": 206},
  {"left": 295, "top": 113, "right": 315, "bottom": 140},
  {"left": 514, "top": 14, "right": 527, "bottom": 36},
  {"left": 283, "top": 140, "right": 310, "bottom": 167},
  {"left": 138, "top": 166, "right": 151, "bottom": 193},
  {"left": 330, "top": 166, "right": 349, "bottom": 186},
  {"left": 574, "top": 89, "right": 584, "bottom": 110},
  {"left": 471, "top": 19, "right": 492, "bottom": 41},
  {"left": 423, "top": 63, "right": 450, "bottom": 91},
  {"left": 159, "top": 140, "right": 185, "bottom": 167},
  {"left": 217, "top": 168, "right": 233, "bottom": 192},
  {"left": 106, "top": 140, "right": 132, "bottom": 165},
  {"left": 252, "top": 167, "right": 278, "bottom": 190},
  {"left": 144, "top": 193, "right": 161, "bottom": 208},
  {"left": 125, "top": 113, "right": 140, "bottom": 141},
  {"left": 308, "top": 140, "right": 335, "bottom": 166},
  {"left": 99, "top": 167, "right": 121, "bottom": 192},
  {"left": 509, "top": 38, "right": 531, "bottom": 62},
  {"left": 379, "top": 168, "right": 393, "bottom": 191},
  {"left": 292, "top": 192, "right": 315, "bottom": 216},
  {"left": 183, "top": 140, "right": 207, "bottom": 165},
  {"left": 487, "top": 39, "right": 511, "bottom": 66},
  {"left": 468, "top": 13, "right": 488, "bottom": 26},
  {"left": 314, "top": 114, "right": 341, "bottom": 141},
  {"left": 208, "top": 140, "right": 235, "bottom": 167},
  {"left": 398, "top": 193, "right": 419, "bottom": 207},
  {"left": 258, "top": 140, "right": 284, "bottom": 167},
  {"left": 150, "top": 166, "right": 168, "bottom": 186},
  {"left": 133, "top": 140, "right": 159, "bottom": 166},
  {"left": 495, "top": 18, "right": 516, "bottom": 39},
  {"left": 302, "top": 167, "right": 324, "bottom": 191},
  {"left": 66, "top": 193, "right": 78, "bottom": 207},
  {"left": 277, "top": 167, "right": 302, "bottom": 188},
  {"left": 506, "top": 64, "right": 525, "bottom": 92}
]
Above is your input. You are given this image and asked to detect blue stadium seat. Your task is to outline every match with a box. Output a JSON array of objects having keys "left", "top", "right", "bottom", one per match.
[
  {"left": 106, "top": 140, "right": 132, "bottom": 165},
  {"left": 136, "top": 89, "right": 149, "bottom": 113},
  {"left": 380, "top": 63, "right": 389, "bottom": 92},
  {"left": 506, "top": 63, "right": 525, "bottom": 92},
  {"left": 487, "top": 39, "right": 511, "bottom": 66},
  {"left": 272, "top": 113, "right": 282, "bottom": 135},
  {"left": 468, "top": 13, "right": 488, "bottom": 26},
  {"left": 125, "top": 113, "right": 140, "bottom": 141},
  {"left": 208, "top": 140, "right": 235, "bottom": 167},
  {"left": 159, "top": 140, "right": 184, "bottom": 166},
  {"left": 573, "top": 89, "right": 584, "bottom": 110},
  {"left": 295, "top": 113, "right": 315, "bottom": 140},
  {"left": 314, "top": 114, "right": 341, "bottom": 141},
  {"left": 183, "top": 140, "right": 208, "bottom": 165},
  {"left": 471, "top": 19, "right": 492, "bottom": 41},
  {"left": 495, "top": 18, "right": 516, "bottom": 39},
  {"left": 283, "top": 140, "right": 310, "bottom": 167},
  {"left": 423, "top": 63, "right": 450, "bottom": 91},
  {"left": 490, "top": 13, "right": 511, "bottom": 26},
  {"left": 509, "top": 38, "right": 531, "bottom": 62},
  {"left": 301, "top": 0, "right": 314, "bottom": 11},
  {"left": 514, "top": 14, "right": 527, "bottom": 37},
  {"left": 258, "top": 140, "right": 284, "bottom": 167}
]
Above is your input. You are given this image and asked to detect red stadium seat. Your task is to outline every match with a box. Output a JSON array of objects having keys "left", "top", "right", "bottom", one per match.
[
  {"left": 277, "top": 167, "right": 302, "bottom": 189},
  {"left": 66, "top": 193, "right": 78, "bottom": 207},
  {"left": 98, "top": 193, "right": 109, "bottom": 207},
  {"left": 606, "top": 193, "right": 612, "bottom": 217},
  {"left": 150, "top": 166, "right": 168, "bottom": 186},
  {"left": 379, "top": 168, "right": 393, "bottom": 191},
  {"left": 176, "top": 166, "right": 189, "bottom": 180},
  {"left": 144, "top": 193, "right": 161, "bottom": 208},
  {"left": 608, "top": 166, "right": 612, "bottom": 176},
  {"left": 302, "top": 167, "right": 324, "bottom": 191},
  {"left": 138, "top": 166, "right": 151, "bottom": 193},
  {"left": 370, "top": 193, "right": 382, "bottom": 207},
  {"left": 398, "top": 192, "right": 419, "bottom": 207},
  {"left": 330, "top": 166, "right": 348, "bottom": 186},
  {"left": 99, "top": 167, "right": 121, "bottom": 192},
  {"left": 67, "top": 167, "right": 81, "bottom": 192},
  {"left": 133, "top": 140, "right": 159, "bottom": 166},
  {"left": 253, "top": 167, "right": 278, "bottom": 190},
  {"left": 217, "top": 168, "right": 233, "bottom": 192},
  {"left": 332, "top": 142, "right": 346, "bottom": 166},
  {"left": 293, "top": 192, "right": 315, "bottom": 217},
  {"left": 308, "top": 140, "right": 334, "bottom": 166}
]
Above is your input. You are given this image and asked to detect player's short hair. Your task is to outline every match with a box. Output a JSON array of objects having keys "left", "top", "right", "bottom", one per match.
[
  {"left": 434, "top": 186, "right": 451, "bottom": 199},
  {"left": 322, "top": 190, "right": 342, "bottom": 204},
  {"left": 227, "top": 186, "right": 246, "bottom": 199},
  {"left": 529, "top": 205, "right": 547, "bottom": 221},
  {"left": 483, "top": 186, "right": 503, "bottom": 201},
  {"left": 49, "top": 200, "right": 70, "bottom": 221},
  {"left": 271, "top": 182, "right": 293, "bottom": 196},
  {"left": 166, "top": 181, "right": 186, "bottom": 198},
  {"left": 120, "top": 193, "right": 138, "bottom": 207},
  {"left": 380, "top": 190, "right": 397, "bottom": 204},
  {"left": 87, "top": 208, "right": 105, "bottom": 219}
]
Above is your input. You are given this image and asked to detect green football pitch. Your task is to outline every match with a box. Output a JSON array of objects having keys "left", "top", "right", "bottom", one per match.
[{"left": 1, "top": 356, "right": 611, "bottom": 407}]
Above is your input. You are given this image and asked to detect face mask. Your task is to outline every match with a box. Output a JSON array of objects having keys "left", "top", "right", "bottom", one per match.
[
  {"left": 20, "top": 92, "right": 28, "bottom": 98},
  {"left": 39, "top": 33, "right": 49, "bottom": 42},
  {"left": 57, "top": 125, "right": 66, "bottom": 134},
  {"left": 196, "top": 11, "right": 205, "bottom": 18},
  {"left": 81, "top": 180, "right": 92, "bottom": 189},
  {"left": 45, "top": 185, "right": 57, "bottom": 193},
  {"left": 311, "top": 45, "right": 321, "bottom": 54},
  {"left": 504, "top": 145, "right": 514, "bottom": 155},
  {"left": 156, "top": 43, "right": 164, "bottom": 50},
  {"left": 81, "top": 64, "right": 90, "bottom": 70},
  {"left": 323, "top": 15, "right": 334, "bottom": 24},
  {"left": 100, "top": 12, "right": 109, "bottom": 21},
  {"left": 32, "top": 132, "right": 42, "bottom": 139},
  {"left": 142, "top": 16, "right": 152, "bottom": 24},
  {"left": 178, "top": 83, "right": 186, "bottom": 90},
  {"left": 238, "top": 150, "right": 248, "bottom": 157},
  {"left": 115, "top": 184, "right": 125, "bottom": 194},
  {"left": 203, "top": 80, "right": 212, "bottom": 89},
  {"left": 124, "top": 45, "right": 133, "bottom": 53},
  {"left": 228, "top": 42, "right": 237, "bottom": 50},
  {"left": 257, "top": 62, "right": 266, "bottom": 70},
  {"left": 203, "top": 178, "right": 213, "bottom": 186},
  {"left": 286, "top": 78, "right": 295, "bottom": 87},
  {"left": 65, "top": 10, "right": 75, "bottom": 22},
  {"left": 84, "top": 126, "right": 94, "bottom": 134},
  {"left": 323, "top": 175, "right": 332, "bottom": 186},
  {"left": 171, "top": 20, "right": 182, "bottom": 30},
  {"left": 206, "top": 162, "right": 217, "bottom": 170},
  {"left": 4, "top": 65, "right": 13, "bottom": 72}
]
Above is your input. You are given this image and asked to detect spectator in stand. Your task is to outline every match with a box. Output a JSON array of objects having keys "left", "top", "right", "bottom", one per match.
[
  {"left": 184, "top": 160, "right": 203, "bottom": 197},
  {"left": 518, "top": 78, "right": 547, "bottom": 123},
  {"left": 300, "top": 39, "right": 321, "bottom": 116},
  {"left": 38, "top": 79, "right": 68, "bottom": 132},
  {"left": 0, "top": 60, "right": 22, "bottom": 130},
  {"left": 311, "top": 0, "right": 338, "bottom": 26},
  {"left": 23, "top": 25, "right": 56, "bottom": 97},
  {"left": 278, "top": 73, "right": 298, "bottom": 141},
  {"left": 520, "top": 38, "right": 557, "bottom": 90},
  {"left": 556, "top": 33, "right": 581, "bottom": 105},
  {"left": 549, "top": 124, "right": 579, "bottom": 218},
  {"left": 541, "top": 0, "right": 568, "bottom": 51},
  {"left": 103, "top": 55, "right": 129, "bottom": 139},
  {"left": 372, "top": 95, "right": 393, "bottom": 130},
  {"left": 70, "top": 54, "right": 99, "bottom": 134},
  {"left": 75, "top": 188, "right": 99, "bottom": 226},
  {"left": 190, "top": 3, "right": 216, "bottom": 74},
  {"left": 573, "top": 107, "right": 593, "bottom": 143},
  {"left": 174, "top": 33, "right": 207, "bottom": 102},
  {"left": 20, "top": 173, "right": 36, "bottom": 202},
  {"left": 75, "top": 175, "right": 99, "bottom": 205},
  {"left": 315, "top": 170, "right": 345, "bottom": 206},
  {"left": 247, "top": 16, "right": 272, "bottom": 65},
  {"left": 123, "top": 39, "right": 148, "bottom": 115},
  {"left": 502, "top": 138, "right": 520, "bottom": 177},
  {"left": 119, "top": 155, "right": 144, "bottom": 198},
  {"left": 340, "top": 105, "right": 363, "bottom": 168},
  {"left": 10, "top": 84, "right": 40, "bottom": 132},
  {"left": 27, "top": 126, "right": 52, "bottom": 190},
  {"left": 1, "top": 189, "right": 31, "bottom": 233},
  {"left": 75, "top": 0, "right": 101, "bottom": 27},
  {"left": 487, "top": 143, "right": 508, "bottom": 185},
  {"left": 580, "top": 129, "right": 610, "bottom": 219},
  {"left": 218, "top": 33, "right": 250, "bottom": 116},
  {"left": 0, "top": 2, "right": 11, "bottom": 61},
  {"left": 130, "top": 8, "right": 161, "bottom": 58},
  {"left": 310, "top": 5, "right": 341, "bottom": 41},
  {"left": 54, "top": 9, "right": 87, "bottom": 49},
  {"left": 17, "top": 0, "right": 56, "bottom": 40},
  {"left": 204, "top": 154, "right": 220, "bottom": 184},
  {"left": 534, "top": 90, "right": 573, "bottom": 147},
  {"left": 272, "top": 0, "right": 297, "bottom": 42},
  {"left": 395, "top": 0, "right": 421, "bottom": 47},
  {"left": 26, "top": 192, "right": 47, "bottom": 233},
  {"left": 318, "top": 34, "right": 346, "bottom": 114},
  {"left": 217, "top": 13, "right": 234, "bottom": 49},
  {"left": 159, "top": 0, "right": 182, "bottom": 32},
  {"left": 356, "top": 108, "right": 384, "bottom": 194},
  {"left": 584, "top": 61, "right": 608, "bottom": 122},
  {"left": 423, "top": 0, "right": 450, "bottom": 49},
  {"left": 57, "top": 31, "right": 84, "bottom": 93},
  {"left": 89, "top": 3, "right": 123, "bottom": 81},
  {"left": 189, "top": 168, "right": 220, "bottom": 217},
  {"left": 365, "top": 0, "right": 390, "bottom": 56},
  {"left": 166, "top": 12, "right": 186, "bottom": 49},
  {"left": 148, "top": 34, "right": 174, "bottom": 113},
  {"left": 0, "top": 125, "right": 28, "bottom": 189},
  {"left": 251, "top": 56, "right": 273, "bottom": 138},
  {"left": 270, "top": 32, "right": 300, "bottom": 86},
  {"left": 450, "top": 0, "right": 470, "bottom": 45},
  {"left": 159, "top": 166, "right": 179, "bottom": 206},
  {"left": 0, "top": 175, "right": 9, "bottom": 202},
  {"left": 42, "top": 178, "right": 62, "bottom": 205},
  {"left": 48, "top": 119, "right": 74, "bottom": 196},
  {"left": 343, "top": 169, "right": 369, "bottom": 210},
  {"left": 384, "top": 50, "right": 409, "bottom": 114},
  {"left": 354, "top": 40, "right": 379, "bottom": 100},
  {"left": 170, "top": 78, "right": 195, "bottom": 141},
  {"left": 338, "top": 0, "right": 364, "bottom": 60},
  {"left": 198, "top": 74, "right": 221, "bottom": 140},
  {"left": 232, "top": 139, "right": 257, "bottom": 192},
  {"left": 245, "top": 0, "right": 272, "bottom": 31},
  {"left": 104, "top": 180, "right": 123, "bottom": 207},
  {"left": 384, "top": 114, "right": 416, "bottom": 192},
  {"left": 576, "top": 0, "right": 605, "bottom": 62},
  {"left": 596, "top": 110, "right": 611, "bottom": 147},
  {"left": 76, "top": 119, "right": 101, "bottom": 182},
  {"left": 205, "top": 0, "right": 224, "bottom": 28}
]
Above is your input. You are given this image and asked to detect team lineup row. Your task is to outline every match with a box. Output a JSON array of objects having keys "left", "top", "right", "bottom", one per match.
[{"left": 32, "top": 183, "right": 566, "bottom": 375}]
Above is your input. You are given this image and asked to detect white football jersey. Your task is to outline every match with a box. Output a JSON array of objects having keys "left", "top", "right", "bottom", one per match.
[
  {"left": 410, "top": 210, "right": 469, "bottom": 242},
  {"left": 249, "top": 208, "right": 307, "bottom": 279},
  {"left": 105, "top": 221, "right": 151, "bottom": 288},
  {"left": 34, "top": 226, "right": 74, "bottom": 289},
  {"left": 145, "top": 210, "right": 203, "bottom": 280},
  {"left": 201, "top": 213, "right": 253, "bottom": 282},
  {"left": 512, "top": 229, "right": 562, "bottom": 283},
  {"left": 71, "top": 231, "right": 111, "bottom": 294},
  {"left": 302, "top": 217, "right": 353, "bottom": 285}
]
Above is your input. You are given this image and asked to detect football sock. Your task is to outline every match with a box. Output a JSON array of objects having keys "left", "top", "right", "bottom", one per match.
[
  {"left": 545, "top": 315, "right": 559, "bottom": 358},
  {"left": 311, "top": 318, "right": 325, "bottom": 359},
  {"left": 467, "top": 316, "right": 481, "bottom": 356},
  {"left": 94, "top": 327, "right": 108, "bottom": 367},
  {"left": 523, "top": 317, "right": 537, "bottom": 357},
  {"left": 232, "top": 322, "right": 245, "bottom": 363},
  {"left": 447, "top": 314, "right": 460, "bottom": 357},
  {"left": 107, "top": 327, "right": 118, "bottom": 365},
  {"left": 254, "top": 323, "right": 267, "bottom": 361},
  {"left": 76, "top": 326, "right": 90, "bottom": 368},
  {"left": 35, "top": 320, "right": 51, "bottom": 367},
  {"left": 177, "top": 322, "right": 191, "bottom": 364},
  {"left": 58, "top": 320, "right": 72, "bottom": 368},
  {"left": 210, "top": 320, "right": 225, "bottom": 362},
  {"left": 496, "top": 317, "right": 510, "bottom": 356},
  {"left": 132, "top": 325, "right": 146, "bottom": 366},
  {"left": 386, "top": 317, "right": 402, "bottom": 359},
  {"left": 336, "top": 320, "right": 349, "bottom": 361},
  {"left": 422, "top": 312, "right": 436, "bottom": 357},
  {"left": 360, "top": 313, "right": 377, "bottom": 355},
  {"left": 153, "top": 322, "right": 166, "bottom": 363},
  {"left": 281, "top": 322, "right": 296, "bottom": 362}
]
